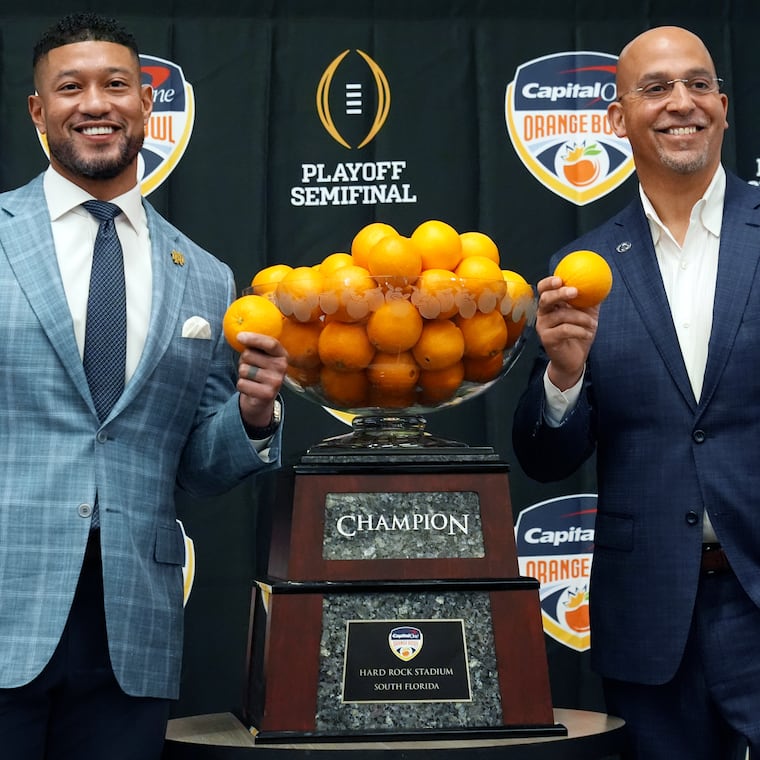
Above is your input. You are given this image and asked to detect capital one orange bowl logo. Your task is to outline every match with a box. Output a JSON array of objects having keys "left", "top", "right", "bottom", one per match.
[
  {"left": 139, "top": 55, "right": 195, "bottom": 195},
  {"left": 505, "top": 52, "right": 634, "bottom": 206},
  {"left": 36, "top": 54, "right": 194, "bottom": 197},
  {"left": 317, "top": 49, "right": 390, "bottom": 149},
  {"left": 515, "top": 494, "right": 596, "bottom": 652}
]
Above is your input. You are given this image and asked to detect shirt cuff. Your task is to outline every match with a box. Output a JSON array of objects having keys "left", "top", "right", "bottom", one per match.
[{"left": 543, "top": 368, "right": 584, "bottom": 427}]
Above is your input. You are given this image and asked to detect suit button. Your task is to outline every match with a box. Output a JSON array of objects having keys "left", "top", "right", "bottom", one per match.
[
  {"left": 78, "top": 503, "right": 93, "bottom": 518},
  {"left": 96, "top": 431, "right": 108, "bottom": 443},
  {"left": 692, "top": 429, "right": 706, "bottom": 443},
  {"left": 685, "top": 510, "right": 700, "bottom": 526}
]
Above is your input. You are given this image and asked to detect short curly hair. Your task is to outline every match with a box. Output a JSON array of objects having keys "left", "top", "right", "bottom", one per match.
[{"left": 33, "top": 12, "right": 139, "bottom": 70}]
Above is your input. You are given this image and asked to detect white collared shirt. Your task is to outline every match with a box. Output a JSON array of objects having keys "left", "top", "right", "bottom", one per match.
[
  {"left": 543, "top": 166, "right": 725, "bottom": 541},
  {"left": 43, "top": 167, "right": 275, "bottom": 453},
  {"left": 641, "top": 165, "right": 723, "bottom": 402},
  {"left": 44, "top": 166, "right": 152, "bottom": 384},
  {"left": 544, "top": 164, "right": 724, "bottom": 418}
]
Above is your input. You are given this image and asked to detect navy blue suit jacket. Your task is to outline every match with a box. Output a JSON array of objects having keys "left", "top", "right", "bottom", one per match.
[{"left": 512, "top": 171, "right": 760, "bottom": 684}]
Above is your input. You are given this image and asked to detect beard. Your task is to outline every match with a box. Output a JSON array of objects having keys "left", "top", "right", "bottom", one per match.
[
  {"left": 47, "top": 131, "right": 144, "bottom": 180},
  {"left": 654, "top": 133, "right": 712, "bottom": 175}
]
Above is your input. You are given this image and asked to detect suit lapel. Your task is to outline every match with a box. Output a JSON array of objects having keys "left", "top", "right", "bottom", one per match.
[
  {"left": 700, "top": 176, "right": 760, "bottom": 409},
  {"left": 113, "top": 202, "right": 188, "bottom": 411},
  {"left": 608, "top": 200, "right": 697, "bottom": 409},
  {"left": 1, "top": 178, "right": 92, "bottom": 403}
]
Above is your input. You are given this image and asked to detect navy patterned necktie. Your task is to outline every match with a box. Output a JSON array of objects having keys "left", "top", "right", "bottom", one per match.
[{"left": 82, "top": 200, "right": 127, "bottom": 423}]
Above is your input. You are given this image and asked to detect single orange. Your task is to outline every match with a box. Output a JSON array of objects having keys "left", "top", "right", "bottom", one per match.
[
  {"left": 320, "top": 252, "right": 354, "bottom": 276},
  {"left": 250, "top": 263, "right": 293, "bottom": 298},
  {"left": 501, "top": 269, "right": 534, "bottom": 347},
  {"left": 456, "top": 309, "right": 508, "bottom": 358},
  {"left": 223, "top": 294, "right": 283, "bottom": 352},
  {"left": 418, "top": 361, "right": 465, "bottom": 405},
  {"left": 459, "top": 231, "right": 500, "bottom": 264},
  {"left": 287, "top": 364, "right": 321, "bottom": 387},
  {"left": 320, "top": 264, "right": 382, "bottom": 323},
  {"left": 369, "top": 385, "right": 418, "bottom": 409},
  {"left": 350, "top": 222, "right": 399, "bottom": 269},
  {"left": 411, "top": 219, "right": 463, "bottom": 271},
  {"left": 318, "top": 321, "right": 376, "bottom": 371},
  {"left": 275, "top": 265, "right": 324, "bottom": 322},
  {"left": 367, "top": 351, "right": 421, "bottom": 392},
  {"left": 553, "top": 250, "right": 612, "bottom": 308},
  {"left": 455, "top": 255, "right": 507, "bottom": 312},
  {"left": 366, "top": 298, "right": 424, "bottom": 353},
  {"left": 279, "top": 317, "right": 323, "bottom": 369},
  {"left": 412, "top": 319, "right": 465, "bottom": 371},
  {"left": 463, "top": 352, "right": 504, "bottom": 383},
  {"left": 411, "top": 268, "right": 462, "bottom": 319},
  {"left": 320, "top": 366, "right": 370, "bottom": 408},
  {"left": 366, "top": 234, "right": 422, "bottom": 290}
]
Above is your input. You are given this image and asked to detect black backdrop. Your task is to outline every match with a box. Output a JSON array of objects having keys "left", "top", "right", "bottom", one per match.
[{"left": 2, "top": 0, "right": 759, "bottom": 720}]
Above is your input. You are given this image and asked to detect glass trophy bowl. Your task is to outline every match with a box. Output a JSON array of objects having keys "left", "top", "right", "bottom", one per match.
[{"left": 247, "top": 270, "right": 536, "bottom": 449}]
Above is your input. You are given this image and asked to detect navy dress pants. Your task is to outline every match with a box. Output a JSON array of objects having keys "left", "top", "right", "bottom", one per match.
[
  {"left": 604, "top": 568, "right": 760, "bottom": 759},
  {"left": 0, "top": 531, "right": 171, "bottom": 759}
]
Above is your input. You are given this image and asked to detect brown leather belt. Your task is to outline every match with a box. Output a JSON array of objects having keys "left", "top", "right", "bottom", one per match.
[{"left": 701, "top": 543, "right": 731, "bottom": 575}]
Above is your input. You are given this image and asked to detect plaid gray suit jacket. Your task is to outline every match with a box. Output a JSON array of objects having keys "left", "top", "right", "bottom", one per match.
[{"left": 0, "top": 174, "right": 281, "bottom": 699}]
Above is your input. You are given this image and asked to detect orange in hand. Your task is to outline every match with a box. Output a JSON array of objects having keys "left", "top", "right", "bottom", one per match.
[
  {"left": 553, "top": 250, "right": 612, "bottom": 308},
  {"left": 223, "top": 294, "right": 283, "bottom": 352}
]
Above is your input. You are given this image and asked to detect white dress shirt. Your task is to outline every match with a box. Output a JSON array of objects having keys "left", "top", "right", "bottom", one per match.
[
  {"left": 543, "top": 165, "right": 725, "bottom": 540},
  {"left": 43, "top": 166, "right": 276, "bottom": 453},
  {"left": 44, "top": 166, "right": 152, "bottom": 384}
]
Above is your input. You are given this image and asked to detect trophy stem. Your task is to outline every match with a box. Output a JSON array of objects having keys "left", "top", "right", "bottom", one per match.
[{"left": 311, "top": 414, "right": 469, "bottom": 450}]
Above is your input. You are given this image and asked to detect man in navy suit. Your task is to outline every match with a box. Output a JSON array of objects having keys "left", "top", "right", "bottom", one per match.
[
  {"left": 512, "top": 26, "right": 760, "bottom": 759},
  {"left": 0, "top": 12, "right": 288, "bottom": 759}
]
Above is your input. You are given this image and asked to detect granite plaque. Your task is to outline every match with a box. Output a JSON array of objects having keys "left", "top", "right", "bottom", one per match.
[
  {"left": 342, "top": 619, "right": 471, "bottom": 703},
  {"left": 322, "top": 491, "right": 485, "bottom": 560}
]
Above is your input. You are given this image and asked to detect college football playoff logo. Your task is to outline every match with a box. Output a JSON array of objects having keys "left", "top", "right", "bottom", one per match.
[{"left": 317, "top": 49, "right": 390, "bottom": 149}]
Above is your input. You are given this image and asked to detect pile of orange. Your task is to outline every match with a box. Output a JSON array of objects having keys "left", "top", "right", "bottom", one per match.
[{"left": 243, "top": 219, "right": 535, "bottom": 410}]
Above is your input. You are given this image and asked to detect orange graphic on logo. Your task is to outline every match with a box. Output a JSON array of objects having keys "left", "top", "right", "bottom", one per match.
[
  {"left": 563, "top": 588, "right": 590, "bottom": 633},
  {"left": 562, "top": 143, "right": 602, "bottom": 187}
]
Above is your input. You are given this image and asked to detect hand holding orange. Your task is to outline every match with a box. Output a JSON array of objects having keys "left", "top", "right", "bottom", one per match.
[
  {"left": 223, "top": 294, "right": 284, "bottom": 353},
  {"left": 553, "top": 249, "right": 612, "bottom": 308}
]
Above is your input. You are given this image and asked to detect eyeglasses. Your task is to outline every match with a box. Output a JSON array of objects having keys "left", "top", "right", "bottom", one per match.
[{"left": 617, "top": 77, "right": 723, "bottom": 101}]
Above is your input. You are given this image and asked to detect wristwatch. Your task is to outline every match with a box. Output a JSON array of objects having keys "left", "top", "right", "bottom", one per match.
[{"left": 247, "top": 398, "right": 282, "bottom": 439}]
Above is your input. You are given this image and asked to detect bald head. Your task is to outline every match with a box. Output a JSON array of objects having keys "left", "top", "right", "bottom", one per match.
[
  {"left": 607, "top": 24, "right": 728, "bottom": 200},
  {"left": 616, "top": 26, "right": 718, "bottom": 97}
]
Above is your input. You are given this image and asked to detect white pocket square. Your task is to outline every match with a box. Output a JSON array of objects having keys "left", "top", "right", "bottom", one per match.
[{"left": 182, "top": 316, "right": 212, "bottom": 339}]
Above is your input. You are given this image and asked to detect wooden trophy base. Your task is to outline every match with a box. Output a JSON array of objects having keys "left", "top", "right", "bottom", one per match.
[
  {"left": 244, "top": 453, "right": 559, "bottom": 742},
  {"left": 243, "top": 578, "right": 563, "bottom": 742}
]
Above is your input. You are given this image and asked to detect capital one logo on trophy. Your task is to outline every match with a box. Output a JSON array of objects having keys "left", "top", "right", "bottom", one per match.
[{"left": 389, "top": 626, "right": 423, "bottom": 662}]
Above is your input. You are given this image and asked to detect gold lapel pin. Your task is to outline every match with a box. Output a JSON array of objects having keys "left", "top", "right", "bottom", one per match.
[{"left": 171, "top": 250, "right": 185, "bottom": 266}]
